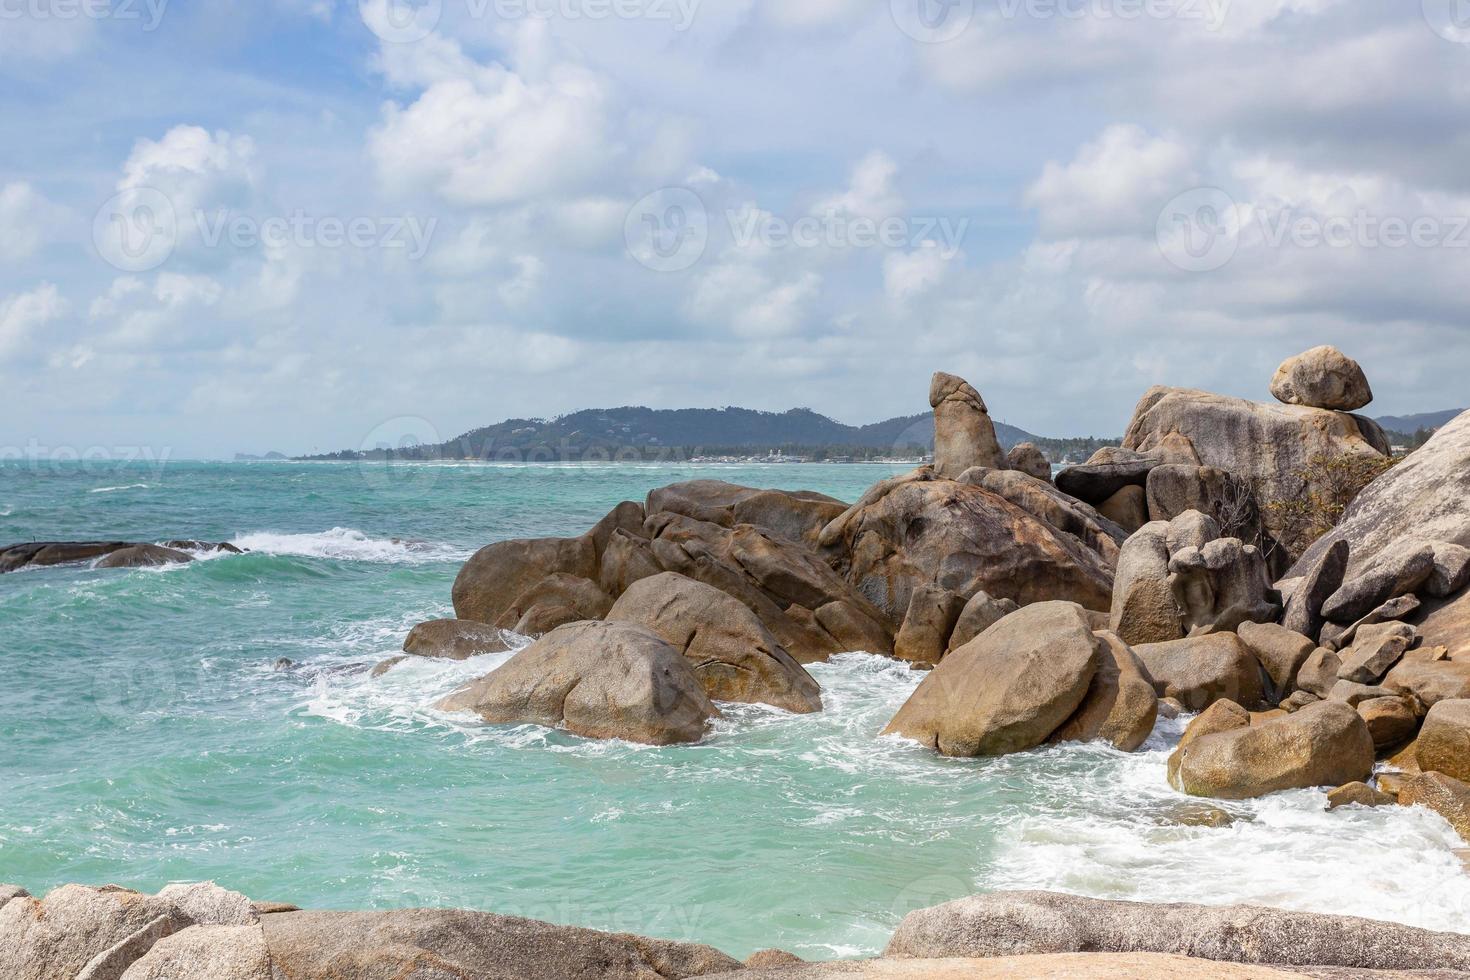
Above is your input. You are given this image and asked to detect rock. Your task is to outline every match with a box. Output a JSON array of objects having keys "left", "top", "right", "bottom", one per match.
[
  {"left": 119, "top": 925, "right": 270, "bottom": 980},
  {"left": 883, "top": 889, "right": 1470, "bottom": 970},
  {"left": 1335, "top": 621, "right": 1416, "bottom": 684},
  {"left": 894, "top": 585, "right": 966, "bottom": 666},
  {"left": 1280, "top": 539, "right": 1348, "bottom": 641},
  {"left": 154, "top": 883, "right": 257, "bottom": 927},
  {"left": 1006, "top": 442, "right": 1052, "bottom": 482},
  {"left": 1320, "top": 593, "right": 1421, "bottom": 650},
  {"left": 1416, "top": 699, "right": 1470, "bottom": 782},
  {"left": 1357, "top": 696, "right": 1418, "bottom": 751},
  {"left": 1121, "top": 386, "right": 1389, "bottom": 564},
  {"left": 452, "top": 536, "right": 597, "bottom": 625},
  {"left": 744, "top": 949, "right": 805, "bottom": 968},
  {"left": 1280, "top": 690, "right": 1319, "bottom": 712},
  {"left": 1167, "top": 538, "right": 1279, "bottom": 635},
  {"left": 598, "top": 528, "right": 663, "bottom": 598},
  {"left": 495, "top": 573, "right": 613, "bottom": 636},
  {"left": 819, "top": 475, "right": 1116, "bottom": 618},
  {"left": 645, "top": 480, "right": 847, "bottom": 547},
  {"left": 1385, "top": 657, "right": 1470, "bottom": 708},
  {"left": 1326, "top": 680, "right": 1396, "bottom": 707},
  {"left": 1402, "top": 771, "right": 1470, "bottom": 843},
  {"left": 710, "top": 953, "right": 1317, "bottom": 979},
  {"left": 1055, "top": 460, "right": 1157, "bottom": 507},
  {"left": 582, "top": 500, "right": 647, "bottom": 560},
  {"left": 1377, "top": 772, "right": 1411, "bottom": 798},
  {"left": 1294, "top": 648, "right": 1342, "bottom": 699},
  {"left": 1049, "top": 631, "right": 1159, "bottom": 752},
  {"left": 436, "top": 621, "right": 719, "bottom": 745},
  {"left": 1326, "top": 782, "right": 1395, "bottom": 809},
  {"left": 1164, "top": 511, "right": 1220, "bottom": 554},
  {"left": 605, "top": 572, "right": 822, "bottom": 714},
  {"left": 1145, "top": 465, "right": 1256, "bottom": 547},
  {"left": 95, "top": 544, "right": 195, "bottom": 568},
  {"left": 1165, "top": 700, "right": 1248, "bottom": 785},
  {"left": 402, "top": 619, "right": 512, "bottom": 660},
  {"left": 1289, "top": 410, "right": 1470, "bottom": 582},
  {"left": 1167, "top": 700, "right": 1373, "bottom": 799},
  {"left": 883, "top": 602, "right": 1102, "bottom": 757},
  {"left": 0, "top": 541, "right": 134, "bottom": 573},
  {"left": 1154, "top": 801, "right": 1235, "bottom": 828},
  {"left": 162, "top": 540, "right": 244, "bottom": 554},
  {"left": 811, "top": 599, "right": 894, "bottom": 656},
  {"left": 959, "top": 468, "right": 1126, "bottom": 566},
  {"left": 1097, "top": 485, "right": 1147, "bottom": 533},
  {"left": 1321, "top": 541, "right": 1436, "bottom": 624},
  {"left": 0, "top": 885, "right": 29, "bottom": 909},
  {"left": 1133, "top": 634, "right": 1265, "bottom": 712},
  {"left": 1236, "top": 622, "right": 1314, "bottom": 699},
  {"left": 1108, "top": 523, "right": 1181, "bottom": 646},
  {"left": 1157, "top": 697, "right": 1183, "bottom": 719},
  {"left": 1427, "top": 542, "right": 1470, "bottom": 597},
  {"left": 1269, "top": 345, "right": 1373, "bottom": 411},
  {"left": 930, "top": 372, "right": 1006, "bottom": 479},
  {"left": 258, "top": 908, "right": 742, "bottom": 980},
  {"left": 946, "top": 591, "right": 1018, "bottom": 652}
]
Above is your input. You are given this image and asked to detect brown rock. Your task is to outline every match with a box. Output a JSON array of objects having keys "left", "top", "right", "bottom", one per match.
[
  {"left": 1280, "top": 538, "right": 1349, "bottom": 642},
  {"left": 894, "top": 585, "right": 966, "bottom": 666},
  {"left": 1336, "top": 621, "right": 1415, "bottom": 684},
  {"left": 1168, "top": 700, "right": 1374, "bottom": 799},
  {"left": 597, "top": 528, "right": 663, "bottom": 599},
  {"left": 1295, "top": 648, "right": 1342, "bottom": 699},
  {"left": 496, "top": 573, "right": 613, "bottom": 636},
  {"left": 1416, "top": 699, "right": 1470, "bottom": 782},
  {"left": 1167, "top": 538, "right": 1279, "bottom": 635},
  {"left": 645, "top": 480, "right": 847, "bottom": 547},
  {"left": 1133, "top": 634, "right": 1265, "bottom": 712},
  {"left": 1109, "top": 523, "right": 1181, "bottom": 646},
  {"left": 1326, "top": 781, "right": 1395, "bottom": 809},
  {"left": 947, "top": 592, "right": 1018, "bottom": 652},
  {"left": 452, "top": 536, "right": 596, "bottom": 625},
  {"left": 605, "top": 572, "right": 822, "bottom": 714},
  {"left": 812, "top": 600, "right": 894, "bottom": 656},
  {"left": 1166, "top": 700, "right": 1248, "bottom": 785},
  {"left": 1326, "top": 680, "right": 1396, "bottom": 706},
  {"left": 1269, "top": 345, "right": 1373, "bottom": 411},
  {"left": 1357, "top": 697, "right": 1418, "bottom": 751},
  {"left": 744, "top": 949, "right": 805, "bottom": 969},
  {"left": 95, "top": 544, "right": 196, "bottom": 569},
  {"left": 402, "top": 619, "right": 511, "bottom": 660},
  {"left": 930, "top": 372, "right": 1005, "bottom": 479},
  {"left": 959, "top": 468, "right": 1125, "bottom": 567},
  {"left": 1050, "top": 631, "right": 1159, "bottom": 752},
  {"left": 1401, "top": 771, "right": 1470, "bottom": 844},
  {"left": 1236, "top": 622, "right": 1314, "bottom": 699},
  {"left": 1007, "top": 442, "right": 1052, "bottom": 482},
  {"left": 1384, "top": 657, "right": 1470, "bottom": 708},
  {"left": 1322, "top": 542, "right": 1436, "bottom": 624},
  {"left": 436, "top": 621, "right": 719, "bottom": 745},
  {"left": 883, "top": 602, "right": 1102, "bottom": 757},
  {"left": 1321, "top": 593, "right": 1421, "bottom": 650},
  {"left": 1098, "top": 485, "right": 1148, "bottom": 534}
]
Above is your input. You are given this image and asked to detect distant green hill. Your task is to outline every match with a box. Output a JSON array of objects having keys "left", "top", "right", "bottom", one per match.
[
  {"left": 305, "top": 406, "right": 1072, "bottom": 462},
  {"left": 1374, "top": 409, "right": 1465, "bottom": 433}
]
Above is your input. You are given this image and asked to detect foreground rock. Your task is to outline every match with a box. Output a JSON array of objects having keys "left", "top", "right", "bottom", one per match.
[
  {"left": 883, "top": 890, "right": 1470, "bottom": 971},
  {"left": 1133, "top": 633, "right": 1265, "bottom": 712},
  {"left": 712, "top": 953, "right": 1319, "bottom": 978},
  {"left": 1291, "top": 408, "right": 1470, "bottom": 581},
  {"left": 820, "top": 473, "right": 1116, "bottom": 620},
  {"left": 883, "top": 603, "right": 1102, "bottom": 757},
  {"left": 1167, "top": 700, "right": 1373, "bottom": 799},
  {"left": 1416, "top": 699, "right": 1470, "bottom": 781},
  {"left": 1400, "top": 771, "right": 1470, "bottom": 843},
  {"left": 1269, "top": 345, "right": 1373, "bottom": 411},
  {"left": 606, "top": 572, "right": 822, "bottom": 713},
  {"left": 1047, "top": 631, "right": 1159, "bottom": 752},
  {"left": 402, "top": 619, "right": 513, "bottom": 660},
  {"left": 258, "top": 908, "right": 741, "bottom": 980},
  {"left": 436, "top": 620, "right": 719, "bottom": 745},
  {"left": 930, "top": 372, "right": 1005, "bottom": 479}
]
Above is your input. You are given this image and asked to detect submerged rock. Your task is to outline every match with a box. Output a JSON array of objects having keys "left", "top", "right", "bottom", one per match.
[
  {"left": 436, "top": 620, "right": 719, "bottom": 745},
  {"left": 402, "top": 619, "right": 513, "bottom": 660}
]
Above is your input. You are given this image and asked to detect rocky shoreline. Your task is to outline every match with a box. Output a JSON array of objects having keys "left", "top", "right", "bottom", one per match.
[{"left": 9, "top": 881, "right": 1470, "bottom": 978}]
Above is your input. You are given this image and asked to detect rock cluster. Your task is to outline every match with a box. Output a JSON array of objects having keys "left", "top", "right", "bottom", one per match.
[
  {"left": 0, "top": 540, "right": 240, "bottom": 573},
  {"left": 14, "top": 882, "right": 1470, "bottom": 979}
]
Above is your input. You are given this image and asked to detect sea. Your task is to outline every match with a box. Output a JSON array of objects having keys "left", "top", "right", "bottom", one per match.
[{"left": 2, "top": 459, "right": 1467, "bottom": 959}]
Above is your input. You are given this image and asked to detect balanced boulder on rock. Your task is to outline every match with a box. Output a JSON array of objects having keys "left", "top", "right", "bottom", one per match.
[
  {"left": 436, "top": 620, "right": 719, "bottom": 745},
  {"left": 1269, "top": 345, "right": 1373, "bottom": 411}
]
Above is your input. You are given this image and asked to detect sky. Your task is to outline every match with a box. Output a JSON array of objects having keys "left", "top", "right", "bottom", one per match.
[{"left": 2, "top": 0, "right": 1469, "bottom": 458}]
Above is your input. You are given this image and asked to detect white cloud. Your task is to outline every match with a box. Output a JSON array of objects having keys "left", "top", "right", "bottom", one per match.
[
  {"left": 1025, "top": 125, "right": 1195, "bottom": 239},
  {"left": 0, "top": 183, "right": 65, "bottom": 260},
  {"left": 0, "top": 283, "right": 67, "bottom": 357},
  {"left": 884, "top": 246, "right": 952, "bottom": 301},
  {"left": 814, "top": 151, "right": 903, "bottom": 221}
]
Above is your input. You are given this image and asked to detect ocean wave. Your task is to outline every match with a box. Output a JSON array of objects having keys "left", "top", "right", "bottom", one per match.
[
  {"left": 229, "top": 528, "right": 469, "bottom": 564},
  {"left": 89, "top": 483, "right": 150, "bottom": 494}
]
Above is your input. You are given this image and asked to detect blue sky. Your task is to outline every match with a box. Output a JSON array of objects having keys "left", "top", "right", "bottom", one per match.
[{"left": 3, "top": 0, "right": 1469, "bottom": 457}]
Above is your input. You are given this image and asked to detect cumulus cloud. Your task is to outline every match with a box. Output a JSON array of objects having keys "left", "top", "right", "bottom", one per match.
[
  {"left": 0, "top": 183, "right": 66, "bottom": 260},
  {"left": 0, "top": 283, "right": 67, "bottom": 358}
]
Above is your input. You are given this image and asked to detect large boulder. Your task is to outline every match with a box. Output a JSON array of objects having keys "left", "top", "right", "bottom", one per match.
[
  {"left": 819, "top": 473, "right": 1116, "bottom": 620},
  {"left": 1054, "top": 459, "right": 1157, "bottom": 507},
  {"left": 1048, "top": 631, "right": 1159, "bottom": 752},
  {"left": 1280, "top": 539, "right": 1349, "bottom": 641},
  {"left": 1416, "top": 699, "right": 1470, "bottom": 782},
  {"left": 1133, "top": 634, "right": 1265, "bottom": 712},
  {"left": 452, "top": 536, "right": 597, "bottom": 625},
  {"left": 1236, "top": 622, "right": 1314, "bottom": 699},
  {"left": 403, "top": 619, "right": 512, "bottom": 660},
  {"left": 494, "top": 572, "right": 613, "bottom": 636},
  {"left": 713, "top": 953, "right": 1316, "bottom": 978},
  {"left": 258, "top": 908, "right": 741, "bottom": 980},
  {"left": 959, "top": 468, "right": 1125, "bottom": 566},
  {"left": 1098, "top": 485, "right": 1148, "bottom": 533},
  {"left": 598, "top": 528, "right": 663, "bottom": 598},
  {"left": 1289, "top": 409, "right": 1470, "bottom": 581},
  {"left": 605, "top": 572, "right": 821, "bottom": 713},
  {"left": 1108, "top": 523, "right": 1181, "bottom": 646},
  {"left": 893, "top": 584, "right": 965, "bottom": 667},
  {"left": 1122, "top": 387, "right": 1389, "bottom": 563},
  {"left": 1167, "top": 700, "right": 1374, "bottom": 799},
  {"left": 1400, "top": 771, "right": 1470, "bottom": 843},
  {"left": 883, "top": 890, "right": 1470, "bottom": 971},
  {"left": 929, "top": 372, "right": 1005, "bottom": 478},
  {"left": 1269, "top": 345, "right": 1372, "bottom": 411},
  {"left": 1320, "top": 541, "right": 1436, "bottom": 624},
  {"left": 946, "top": 591, "right": 1018, "bottom": 652},
  {"left": 436, "top": 621, "right": 719, "bottom": 745},
  {"left": 645, "top": 480, "right": 847, "bottom": 547},
  {"left": 883, "top": 602, "right": 1102, "bottom": 757},
  {"left": 119, "top": 925, "right": 270, "bottom": 980},
  {"left": 1335, "top": 621, "right": 1415, "bottom": 684}
]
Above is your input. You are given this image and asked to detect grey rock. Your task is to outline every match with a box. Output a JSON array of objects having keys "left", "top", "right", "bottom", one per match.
[
  {"left": 1321, "top": 541, "right": 1436, "bottom": 624},
  {"left": 1269, "top": 345, "right": 1373, "bottom": 411},
  {"left": 1320, "top": 593, "right": 1420, "bottom": 650},
  {"left": 1295, "top": 648, "right": 1343, "bottom": 699},
  {"left": 1006, "top": 442, "right": 1052, "bottom": 482},
  {"left": 946, "top": 591, "right": 1018, "bottom": 652},
  {"left": 1167, "top": 537, "right": 1279, "bottom": 635},
  {"left": 118, "top": 925, "right": 270, "bottom": 980},
  {"left": 1336, "top": 621, "right": 1416, "bottom": 684},
  {"left": 1109, "top": 522, "right": 1181, "bottom": 646},
  {"left": 1055, "top": 460, "right": 1157, "bottom": 507},
  {"left": 95, "top": 544, "right": 196, "bottom": 569},
  {"left": 1280, "top": 539, "right": 1349, "bottom": 642}
]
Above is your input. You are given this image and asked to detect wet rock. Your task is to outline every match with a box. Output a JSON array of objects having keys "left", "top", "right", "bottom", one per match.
[
  {"left": 1401, "top": 771, "right": 1470, "bottom": 843},
  {"left": 1326, "top": 781, "right": 1395, "bottom": 810},
  {"left": 1133, "top": 633, "right": 1265, "bottom": 713},
  {"left": 883, "top": 602, "right": 1102, "bottom": 758},
  {"left": 436, "top": 621, "right": 719, "bottom": 746},
  {"left": 605, "top": 572, "right": 822, "bottom": 714},
  {"left": 1168, "top": 700, "right": 1373, "bottom": 799},
  {"left": 403, "top": 619, "right": 512, "bottom": 660},
  {"left": 1049, "top": 631, "right": 1159, "bottom": 752},
  {"left": 370, "top": 656, "right": 408, "bottom": 678},
  {"left": 95, "top": 544, "right": 195, "bottom": 569},
  {"left": 1269, "top": 345, "right": 1373, "bottom": 411},
  {"left": 1166, "top": 699, "right": 1248, "bottom": 785},
  {"left": 452, "top": 536, "right": 597, "bottom": 625}
]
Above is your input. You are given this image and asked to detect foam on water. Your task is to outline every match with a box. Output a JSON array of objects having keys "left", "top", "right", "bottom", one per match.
[
  {"left": 230, "top": 527, "right": 469, "bottom": 564},
  {"left": 89, "top": 483, "right": 151, "bottom": 493}
]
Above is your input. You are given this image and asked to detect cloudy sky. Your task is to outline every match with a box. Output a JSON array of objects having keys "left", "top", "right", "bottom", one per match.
[{"left": 3, "top": 0, "right": 1469, "bottom": 456}]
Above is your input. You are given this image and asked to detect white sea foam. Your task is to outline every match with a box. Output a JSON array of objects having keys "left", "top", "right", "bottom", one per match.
[
  {"left": 230, "top": 527, "right": 469, "bottom": 563},
  {"left": 89, "top": 483, "right": 150, "bottom": 494}
]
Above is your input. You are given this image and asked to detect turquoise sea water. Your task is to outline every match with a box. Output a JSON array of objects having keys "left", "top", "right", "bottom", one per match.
[{"left": 3, "top": 460, "right": 1470, "bottom": 959}]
